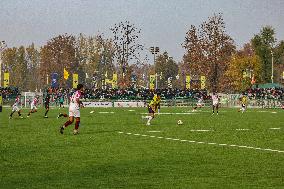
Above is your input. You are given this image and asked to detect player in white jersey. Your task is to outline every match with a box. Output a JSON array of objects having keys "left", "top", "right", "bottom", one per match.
[
  {"left": 192, "top": 96, "right": 204, "bottom": 112},
  {"left": 211, "top": 93, "right": 219, "bottom": 115},
  {"left": 60, "top": 84, "right": 84, "bottom": 135},
  {"left": 27, "top": 96, "right": 39, "bottom": 117},
  {"left": 9, "top": 94, "right": 23, "bottom": 119}
]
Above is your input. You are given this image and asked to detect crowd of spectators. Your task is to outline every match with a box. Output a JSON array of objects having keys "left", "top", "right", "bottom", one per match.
[
  {"left": 0, "top": 87, "right": 19, "bottom": 100},
  {"left": 2, "top": 86, "right": 283, "bottom": 102},
  {"left": 83, "top": 88, "right": 210, "bottom": 101},
  {"left": 245, "top": 88, "right": 283, "bottom": 100}
]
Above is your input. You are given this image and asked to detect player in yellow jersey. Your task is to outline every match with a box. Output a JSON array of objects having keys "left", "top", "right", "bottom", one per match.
[
  {"left": 142, "top": 93, "right": 161, "bottom": 126},
  {"left": 239, "top": 95, "right": 247, "bottom": 113}
]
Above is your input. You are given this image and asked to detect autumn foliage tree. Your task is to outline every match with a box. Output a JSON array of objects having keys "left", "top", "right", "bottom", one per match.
[
  {"left": 183, "top": 13, "right": 235, "bottom": 92},
  {"left": 226, "top": 43, "right": 262, "bottom": 91},
  {"left": 40, "top": 34, "right": 77, "bottom": 88}
]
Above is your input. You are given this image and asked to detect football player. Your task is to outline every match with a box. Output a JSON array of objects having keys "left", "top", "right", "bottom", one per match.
[
  {"left": 27, "top": 96, "right": 39, "bottom": 117},
  {"left": 142, "top": 92, "right": 161, "bottom": 126},
  {"left": 59, "top": 84, "right": 84, "bottom": 135},
  {"left": 9, "top": 94, "right": 23, "bottom": 119}
]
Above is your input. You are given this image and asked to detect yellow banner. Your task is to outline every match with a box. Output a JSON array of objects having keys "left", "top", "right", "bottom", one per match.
[
  {"left": 112, "top": 74, "right": 117, "bottom": 89},
  {"left": 200, "top": 76, "right": 206, "bottom": 89},
  {"left": 186, "top": 76, "right": 191, "bottom": 89},
  {"left": 64, "top": 68, "right": 69, "bottom": 80},
  {"left": 149, "top": 75, "right": 155, "bottom": 90},
  {"left": 73, "top": 74, "right": 78, "bottom": 88},
  {"left": 0, "top": 95, "right": 2, "bottom": 105},
  {"left": 4, "top": 72, "right": 9, "bottom": 87}
]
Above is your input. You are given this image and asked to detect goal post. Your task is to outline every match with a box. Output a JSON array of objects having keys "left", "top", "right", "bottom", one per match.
[{"left": 22, "top": 92, "right": 43, "bottom": 108}]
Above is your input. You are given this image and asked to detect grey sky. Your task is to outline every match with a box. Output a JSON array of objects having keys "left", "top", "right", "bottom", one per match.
[{"left": 0, "top": 0, "right": 283, "bottom": 62}]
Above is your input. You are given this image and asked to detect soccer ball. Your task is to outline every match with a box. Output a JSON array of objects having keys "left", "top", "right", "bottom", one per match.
[{"left": 177, "top": 120, "right": 183, "bottom": 125}]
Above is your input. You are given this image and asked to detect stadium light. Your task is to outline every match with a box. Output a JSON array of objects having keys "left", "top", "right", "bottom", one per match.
[{"left": 271, "top": 50, "right": 274, "bottom": 83}]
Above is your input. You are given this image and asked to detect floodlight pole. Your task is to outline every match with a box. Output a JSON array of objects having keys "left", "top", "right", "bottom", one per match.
[
  {"left": 150, "top": 46, "right": 159, "bottom": 89},
  {"left": 0, "top": 41, "right": 7, "bottom": 87},
  {"left": 271, "top": 50, "right": 274, "bottom": 83}
]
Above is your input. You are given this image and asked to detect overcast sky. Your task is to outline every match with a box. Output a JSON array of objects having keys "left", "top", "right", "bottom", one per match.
[{"left": 0, "top": 0, "right": 283, "bottom": 62}]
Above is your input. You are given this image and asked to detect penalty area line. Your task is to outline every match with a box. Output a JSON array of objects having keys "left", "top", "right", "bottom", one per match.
[{"left": 117, "top": 131, "right": 284, "bottom": 154}]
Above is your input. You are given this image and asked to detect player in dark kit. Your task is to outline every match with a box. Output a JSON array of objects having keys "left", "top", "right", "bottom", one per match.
[{"left": 44, "top": 93, "right": 51, "bottom": 118}]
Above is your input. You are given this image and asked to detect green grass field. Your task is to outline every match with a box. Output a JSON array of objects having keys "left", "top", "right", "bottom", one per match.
[{"left": 0, "top": 106, "right": 283, "bottom": 189}]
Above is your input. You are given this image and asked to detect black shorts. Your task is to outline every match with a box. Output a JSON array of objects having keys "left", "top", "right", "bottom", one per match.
[
  {"left": 45, "top": 103, "right": 49, "bottom": 109},
  {"left": 148, "top": 106, "right": 154, "bottom": 114},
  {"left": 241, "top": 104, "right": 246, "bottom": 108}
]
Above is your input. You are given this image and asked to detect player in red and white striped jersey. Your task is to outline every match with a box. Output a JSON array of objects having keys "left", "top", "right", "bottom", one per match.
[
  {"left": 27, "top": 96, "right": 39, "bottom": 117},
  {"left": 9, "top": 94, "right": 23, "bottom": 119},
  {"left": 60, "top": 84, "right": 84, "bottom": 135}
]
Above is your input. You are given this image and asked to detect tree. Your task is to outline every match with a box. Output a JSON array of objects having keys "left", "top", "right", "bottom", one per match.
[
  {"left": 155, "top": 52, "right": 179, "bottom": 89},
  {"left": 183, "top": 13, "right": 235, "bottom": 92},
  {"left": 40, "top": 34, "right": 78, "bottom": 88},
  {"left": 2, "top": 47, "right": 17, "bottom": 87},
  {"left": 26, "top": 43, "right": 40, "bottom": 91},
  {"left": 76, "top": 34, "right": 116, "bottom": 88},
  {"left": 251, "top": 26, "right": 276, "bottom": 83},
  {"left": 226, "top": 44, "right": 262, "bottom": 91},
  {"left": 110, "top": 21, "right": 144, "bottom": 88}
]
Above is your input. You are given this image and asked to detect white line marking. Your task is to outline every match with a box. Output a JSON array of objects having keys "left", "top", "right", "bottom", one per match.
[
  {"left": 118, "top": 132, "right": 284, "bottom": 154},
  {"left": 236, "top": 129, "right": 250, "bottom": 131},
  {"left": 128, "top": 110, "right": 135, "bottom": 112},
  {"left": 271, "top": 112, "right": 277, "bottom": 114},
  {"left": 147, "top": 131, "right": 162, "bottom": 133},
  {"left": 140, "top": 112, "right": 198, "bottom": 115},
  {"left": 270, "top": 128, "right": 281, "bottom": 130},
  {"left": 190, "top": 130, "right": 213, "bottom": 132},
  {"left": 208, "top": 143, "right": 216, "bottom": 145}
]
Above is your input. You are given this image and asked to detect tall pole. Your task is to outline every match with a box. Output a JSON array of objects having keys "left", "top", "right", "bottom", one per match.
[
  {"left": 0, "top": 41, "right": 7, "bottom": 88},
  {"left": 271, "top": 50, "right": 274, "bottom": 83}
]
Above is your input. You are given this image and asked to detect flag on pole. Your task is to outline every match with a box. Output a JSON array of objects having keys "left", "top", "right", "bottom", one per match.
[
  {"left": 112, "top": 74, "right": 117, "bottom": 89},
  {"left": 64, "top": 68, "right": 69, "bottom": 80},
  {"left": 73, "top": 73, "right": 78, "bottom": 88},
  {"left": 51, "top": 73, "right": 59, "bottom": 88},
  {"left": 251, "top": 74, "right": 256, "bottom": 85},
  {"left": 4, "top": 72, "right": 9, "bottom": 87},
  {"left": 200, "top": 76, "right": 206, "bottom": 89},
  {"left": 186, "top": 76, "right": 191, "bottom": 89},
  {"left": 149, "top": 75, "right": 155, "bottom": 90}
]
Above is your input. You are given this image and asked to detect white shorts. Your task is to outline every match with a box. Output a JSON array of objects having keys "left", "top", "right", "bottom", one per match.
[
  {"left": 213, "top": 101, "right": 219, "bottom": 106},
  {"left": 69, "top": 108, "right": 80, "bottom": 118},
  {"left": 31, "top": 105, "right": 37, "bottom": 110},
  {"left": 12, "top": 105, "right": 20, "bottom": 112}
]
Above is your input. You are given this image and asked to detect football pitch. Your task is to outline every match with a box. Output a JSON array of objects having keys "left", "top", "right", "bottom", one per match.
[{"left": 0, "top": 107, "right": 283, "bottom": 189}]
